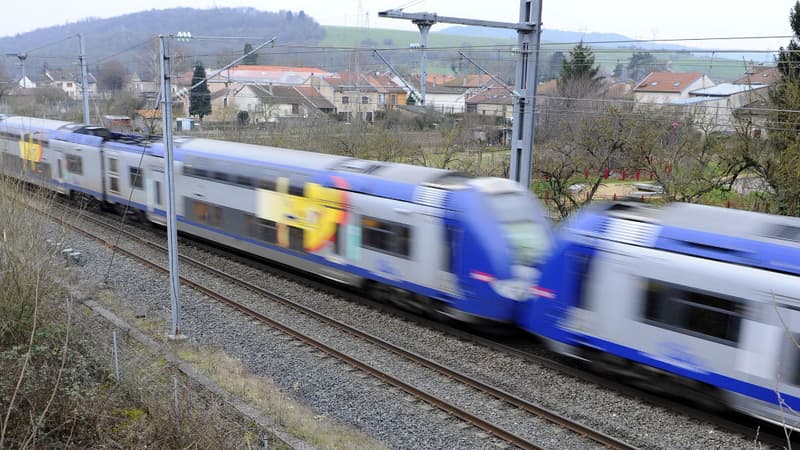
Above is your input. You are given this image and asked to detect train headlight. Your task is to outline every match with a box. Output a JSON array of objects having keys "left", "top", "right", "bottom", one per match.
[{"left": 490, "top": 279, "right": 530, "bottom": 301}]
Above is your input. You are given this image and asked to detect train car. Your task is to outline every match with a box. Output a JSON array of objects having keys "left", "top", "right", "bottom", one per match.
[
  {"left": 159, "top": 137, "right": 554, "bottom": 323},
  {"left": 49, "top": 126, "right": 159, "bottom": 214},
  {"left": 518, "top": 201, "right": 800, "bottom": 430},
  {"left": 0, "top": 115, "right": 83, "bottom": 193}
]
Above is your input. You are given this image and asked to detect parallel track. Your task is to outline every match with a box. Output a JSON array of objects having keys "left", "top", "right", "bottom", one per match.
[{"left": 47, "top": 206, "right": 639, "bottom": 450}]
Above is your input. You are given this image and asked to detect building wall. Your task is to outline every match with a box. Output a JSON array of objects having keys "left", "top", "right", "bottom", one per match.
[{"left": 426, "top": 93, "right": 466, "bottom": 113}]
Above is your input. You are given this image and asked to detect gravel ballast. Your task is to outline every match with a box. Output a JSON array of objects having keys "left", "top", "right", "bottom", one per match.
[{"left": 55, "top": 215, "right": 771, "bottom": 450}]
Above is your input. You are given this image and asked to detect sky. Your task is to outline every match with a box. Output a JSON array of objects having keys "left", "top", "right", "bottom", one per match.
[{"left": 1, "top": 0, "right": 795, "bottom": 51}]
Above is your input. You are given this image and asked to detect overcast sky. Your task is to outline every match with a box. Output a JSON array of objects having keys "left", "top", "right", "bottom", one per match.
[{"left": 1, "top": 0, "right": 795, "bottom": 51}]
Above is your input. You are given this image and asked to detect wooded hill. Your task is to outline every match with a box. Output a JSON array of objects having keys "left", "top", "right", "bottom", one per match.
[{"left": 0, "top": 7, "right": 758, "bottom": 83}]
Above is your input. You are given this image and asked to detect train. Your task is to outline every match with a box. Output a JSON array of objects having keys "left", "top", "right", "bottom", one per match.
[
  {"left": 0, "top": 114, "right": 554, "bottom": 324},
  {"left": 517, "top": 201, "right": 800, "bottom": 431},
  {"left": 6, "top": 112, "right": 800, "bottom": 432}
]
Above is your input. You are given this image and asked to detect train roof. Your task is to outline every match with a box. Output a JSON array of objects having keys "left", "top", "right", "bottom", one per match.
[
  {"left": 172, "top": 137, "right": 464, "bottom": 187},
  {"left": 0, "top": 115, "right": 79, "bottom": 135},
  {"left": 573, "top": 202, "right": 800, "bottom": 275}
]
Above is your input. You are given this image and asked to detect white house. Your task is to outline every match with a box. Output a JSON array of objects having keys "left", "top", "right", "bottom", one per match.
[{"left": 634, "top": 72, "right": 714, "bottom": 104}]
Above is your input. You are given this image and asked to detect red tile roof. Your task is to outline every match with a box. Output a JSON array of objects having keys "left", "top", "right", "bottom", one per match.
[
  {"left": 734, "top": 66, "right": 781, "bottom": 85},
  {"left": 634, "top": 72, "right": 704, "bottom": 93},
  {"left": 365, "top": 74, "right": 404, "bottom": 93},
  {"left": 466, "top": 87, "right": 514, "bottom": 105}
]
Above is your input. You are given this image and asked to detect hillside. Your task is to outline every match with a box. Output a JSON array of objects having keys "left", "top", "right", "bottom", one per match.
[
  {"left": 0, "top": 8, "right": 325, "bottom": 76},
  {"left": 0, "top": 8, "right": 762, "bottom": 83}
]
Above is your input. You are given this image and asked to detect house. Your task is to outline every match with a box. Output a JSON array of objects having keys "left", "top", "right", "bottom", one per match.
[
  {"left": 133, "top": 109, "right": 162, "bottom": 133},
  {"left": 16, "top": 75, "right": 36, "bottom": 89},
  {"left": 209, "top": 83, "right": 334, "bottom": 123},
  {"left": 465, "top": 86, "right": 514, "bottom": 121},
  {"left": 207, "top": 65, "right": 331, "bottom": 87},
  {"left": 364, "top": 73, "right": 407, "bottom": 112},
  {"left": 670, "top": 83, "right": 769, "bottom": 134},
  {"left": 633, "top": 72, "right": 714, "bottom": 103},
  {"left": 45, "top": 70, "right": 97, "bottom": 100},
  {"left": 319, "top": 72, "right": 381, "bottom": 122},
  {"left": 734, "top": 65, "right": 781, "bottom": 86},
  {"left": 128, "top": 71, "right": 158, "bottom": 100}
]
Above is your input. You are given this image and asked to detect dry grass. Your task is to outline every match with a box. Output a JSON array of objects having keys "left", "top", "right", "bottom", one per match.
[
  {"left": 178, "top": 347, "right": 387, "bottom": 450},
  {"left": 0, "top": 176, "right": 267, "bottom": 449}
]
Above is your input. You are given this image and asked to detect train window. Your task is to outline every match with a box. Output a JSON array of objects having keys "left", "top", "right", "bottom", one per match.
[
  {"left": 259, "top": 178, "right": 276, "bottom": 191},
  {"left": 444, "top": 226, "right": 459, "bottom": 273},
  {"left": 129, "top": 167, "right": 143, "bottom": 189},
  {"left": 235, "top": 175, "right": 254, "bottom": 187},
  {"left": 213, "top": 171, "right": 229, "bottom": 182},
  {"left": 254, "top": 218, "right": 277, "bottom": 243},
  {"left": 289, "top": 226, "right": 304, "bottom": 251},
  {"left": 66, "top": 154, "right": 83, "bottom": 175},
  {"left": 108, "top": 158, "right": 119, "bottom": 174},
  {"left": 333, "top": 224, "right": 342, "bottom": 255},
  {"left": 154, "top": 181, "right": 162, "bottom": 205},
  {"left": 361, "top": 216, "right": 411, "bottom": 259},
  {"left": 109, "top": 177, "right": 120, "bottom": 194},
  {"left": 184, "top": 166, "right": 209, "bottom": 179},
  {"left": 643, "top": 280, "right": 743, "bottom": 345},
  {"left": 191, "top": 200, "right": 210, "bottom": 224}
]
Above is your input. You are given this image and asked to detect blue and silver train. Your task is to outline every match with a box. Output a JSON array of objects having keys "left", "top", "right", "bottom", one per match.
[
  {"left": 518, "top": 201, "right": 800, "bottom": 430},
  {"left": 0, "top": 114, "right": 553, "bottom": 323}
]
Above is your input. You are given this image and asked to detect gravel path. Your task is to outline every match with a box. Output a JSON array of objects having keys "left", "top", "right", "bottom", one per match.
[{"left": 54, "top": 214, "right": 771, "bottom": 450}]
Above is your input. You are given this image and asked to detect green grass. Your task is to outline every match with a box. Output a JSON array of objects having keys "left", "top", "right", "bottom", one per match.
[
  {"left": 321, "top": 26, "right": 754, "bottom": 82},
  {"left": 321, "top": 25, "right": 515, "bottom": 49}
]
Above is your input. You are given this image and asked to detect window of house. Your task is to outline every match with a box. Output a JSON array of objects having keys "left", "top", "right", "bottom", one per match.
[
  {"left": 291, "top": 104, "right": 300, "bottom": 115},
  {"left": 361, "top": 216, "right": 411, "bottom": 259},
  {"left": 129, "top": 167, "right": 143, "bottom": 189},
  {"left": 342, "top": 96, "right": 350, "bottom": 104},
  {"left": 66, "top": 154, "right": 83, "bottom": 175},
  {"left": 642, "top": 280, "right": 743, "bottom": 345},
  {"left": 361, "top": 96, "right": 369, "bottom": 104}
]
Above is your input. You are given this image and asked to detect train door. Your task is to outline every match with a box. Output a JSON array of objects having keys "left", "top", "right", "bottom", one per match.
[
  {"left": 734, "top": 302, "right": 800, "bottom": 423},
  {"left": 146, "top": 168, "right": 166, "bottom": 223},
  {"left": 773, "top": 306, "right": 800, "bottom": 407},
  {"left": 53, "top": 150, "right": 65, "bottom": 192},
  {"left": 427, "top": 218, "right": 460, "bottom": 297}
]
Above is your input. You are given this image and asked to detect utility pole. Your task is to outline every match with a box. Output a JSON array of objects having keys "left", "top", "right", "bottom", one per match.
[
  {"left": 78, "top": 34, "right": 91, "bottom": 125},
  {"left": 379, "top": 1, "right": 543, "bottom": 189},
  {"left": 157, "top": 32, "right": 275, "bottom": 340},
  {"left": 415, "top": 19, "right": 433, "bottom": 106},
  {"left": 159, "top": 35, "right": 183, "bottom": 340},
  {"left": 5, "top": 53, "right": 28, "bottom": 89}
]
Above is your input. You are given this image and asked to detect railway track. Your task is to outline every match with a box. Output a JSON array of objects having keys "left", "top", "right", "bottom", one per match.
[{"left": 45, "top": 204, "right": 639, "bottom": 450}]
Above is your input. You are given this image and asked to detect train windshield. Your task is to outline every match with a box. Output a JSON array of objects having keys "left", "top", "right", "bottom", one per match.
[{"left": 485, "top": 192, "right": 551, "bottom": 266}]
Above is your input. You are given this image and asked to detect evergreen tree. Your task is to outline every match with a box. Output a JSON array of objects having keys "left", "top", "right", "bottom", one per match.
[
  {"left": 543, "top": 51, "right": 565, "bottom": 81},
  {"left": 558, "top": 41, "right": 601, "bottom": 97},
  {"left": 626, "top": 51, "right": 657, "bottom": 82},
  {"left": 189, "top": 64, "right": 211, "bottom": 122},
  {"left": 242, "top": 43, "right": 258, "bottom": 65},
  {"left": 762, "top": 0, "right": 800, "bottom": 215}
]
